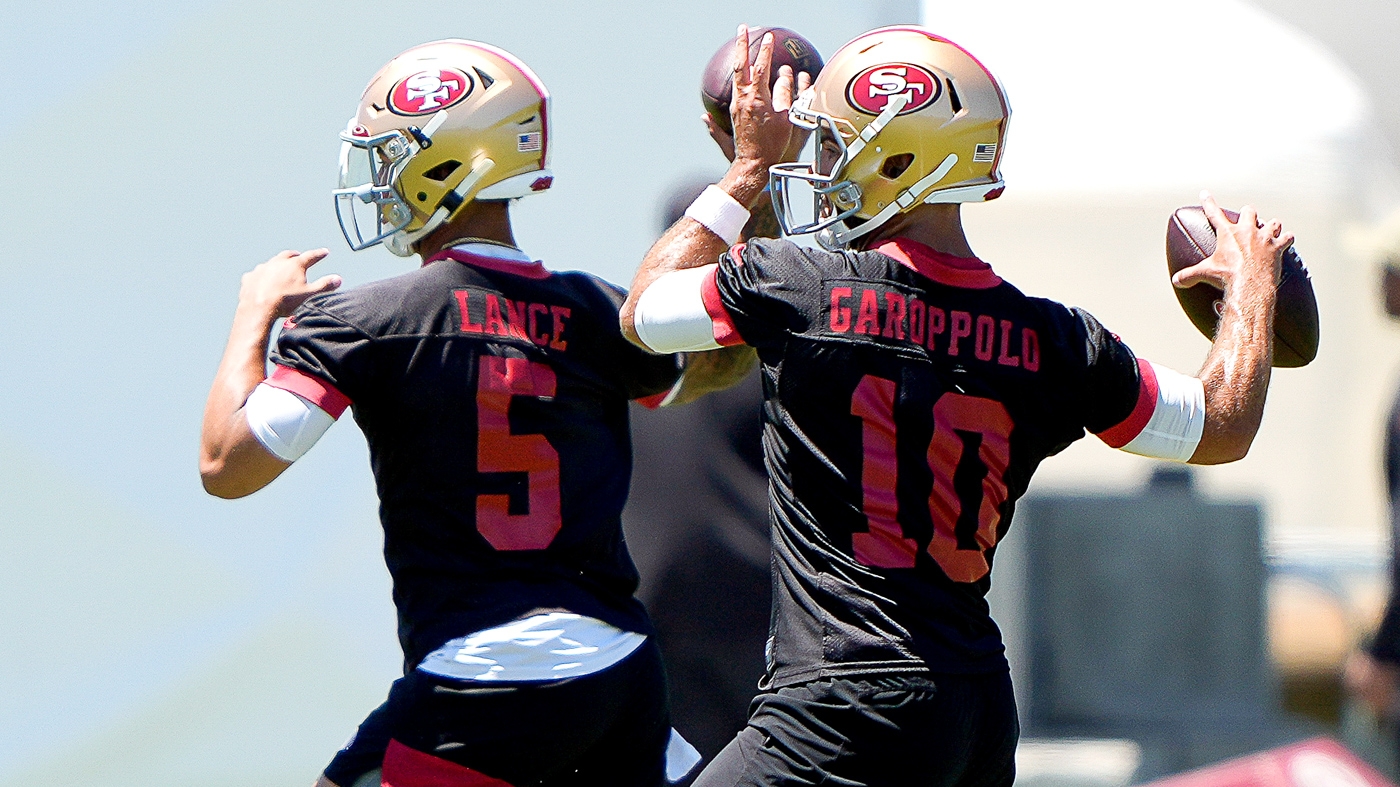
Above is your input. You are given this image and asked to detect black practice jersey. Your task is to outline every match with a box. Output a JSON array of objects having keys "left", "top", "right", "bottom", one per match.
[
  {"left": 268, "top": 245, "right": 680, "bottom": 669},
  {"left": 703, "top": 237, "right": 1147, "bottom": 686}
]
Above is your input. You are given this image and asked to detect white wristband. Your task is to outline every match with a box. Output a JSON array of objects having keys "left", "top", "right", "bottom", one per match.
[{"left": 684, "top": 185, "right": 750, "bottom": 246}]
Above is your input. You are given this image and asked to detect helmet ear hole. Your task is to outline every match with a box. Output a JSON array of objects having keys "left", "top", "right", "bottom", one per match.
[
  {"left": 881, "top": 153, "right": 915, "bottom": 180},
  {"left": 423, "top": 160, "right": 462, "bottom": 182}
]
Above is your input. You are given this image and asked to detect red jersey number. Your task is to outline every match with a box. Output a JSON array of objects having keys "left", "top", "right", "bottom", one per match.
[
  {"left": 850, "top": 375, "right": 1013, "bottom": 581},
  {"left": 852, "top": 376, "right": 918, "bottom": 568},
  {"left": 475, "top": 355, "right": 562, "bottom": 550}
]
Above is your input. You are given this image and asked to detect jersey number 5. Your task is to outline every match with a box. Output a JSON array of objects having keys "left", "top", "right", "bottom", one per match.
[
  {"left": 475, "top": 355, "right": 562, "bottom": 550},
  {"left": 851, "top": 375, "right": 1013, "bottom": 582}
]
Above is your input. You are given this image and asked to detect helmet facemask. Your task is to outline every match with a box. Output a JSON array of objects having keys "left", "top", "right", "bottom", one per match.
[
  {"left": 768, "top": 93, "right": 863, "bottom": 242},
  {"left": 334, "top": 128, "right": 421, "bottom": 252},
  {"left": 334, "top": 115, "right": 500, "bottom": 258},
  {"left": 769, "top": 91, "right": 916, "bottom": 250},
  {"left": 767, "top": 28, "right": 1012, "bottom": 252},
  {"left": 333, "top": 40, "right": 554, "bottom": 258}
]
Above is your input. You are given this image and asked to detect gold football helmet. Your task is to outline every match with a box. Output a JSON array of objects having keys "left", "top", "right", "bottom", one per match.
[
  {"left": 335, "top": 40, "right": 553, "bottom": 257},
  {"left": 769, "top": 26, "right": 1010, "bottom": 250}
]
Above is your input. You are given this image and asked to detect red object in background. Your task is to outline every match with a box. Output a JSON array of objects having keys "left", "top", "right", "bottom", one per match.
[{"left": 1141, "top": 738, "right": 1395, "bottom": 787}]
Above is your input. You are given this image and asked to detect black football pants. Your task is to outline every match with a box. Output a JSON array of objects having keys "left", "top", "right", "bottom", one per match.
[
  {"left": 692, "top": 671, "right": 1018, "bottom": 787},
  {"left": 324, "top": 637, "right": 670, "bottom": 787}
]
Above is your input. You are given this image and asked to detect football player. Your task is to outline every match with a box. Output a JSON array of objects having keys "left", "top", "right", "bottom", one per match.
[
  {"left": 621, "top": 26, "right": 1293, "bottom": 786},
  {"left": 200, "top": 40, "right": 735, "bottom": 787}
]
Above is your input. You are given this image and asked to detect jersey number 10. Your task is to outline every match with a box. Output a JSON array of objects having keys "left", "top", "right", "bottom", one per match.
[{"left": 851, "top": 375, "right": 1013, "bottom": 582}]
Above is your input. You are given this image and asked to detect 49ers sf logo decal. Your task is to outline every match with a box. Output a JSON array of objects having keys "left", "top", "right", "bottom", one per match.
[
  {"left": 389, "top": 68, "right": 474, "bottom": 115},
  {"left": 846, "top": 63, "right": 941, "bottom": 116}
]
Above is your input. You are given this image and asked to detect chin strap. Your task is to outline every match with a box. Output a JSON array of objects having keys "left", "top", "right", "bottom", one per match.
[
  {"left": 386, "top": 157, "right": 496, "bottom": 258},
  {"left": 922, "top": 180, "right": 1004, "bottom": 204},
  {"left": 824, "top": 153, "right": 960, "bottom": 250},
  {"left": 844, "top": 94, "right": 909, "bottom": 163},
  {"left": 814, "top": 94, "right": 927, "bottom": 250}
]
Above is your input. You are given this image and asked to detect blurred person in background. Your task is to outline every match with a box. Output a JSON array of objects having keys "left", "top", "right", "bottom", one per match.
[
  {"left": 624, "top": 34, "right": 819, "bottom": 761},
  {"left": 623, "top": 26, "right": 1292, "bottom": 786},
  {"left": 1346, "top": 253, "right": 1400, "bottom": 746},
  {"left": 200, "top": 39, "right": 747, "bottom": 787},
  {"left": 625, "top": 177, "right": 769, "bottom": 762},
  {"left": 625, "top": 331, "right": 769, "bottom": 762}
]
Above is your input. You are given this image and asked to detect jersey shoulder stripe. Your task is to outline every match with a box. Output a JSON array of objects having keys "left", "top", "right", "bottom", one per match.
[
  {"left": 1096, "top": 358, "right": 1157, "bottom": 447},
  {"left": 701, "top": 260, "right": 743, "bottom": 347},
  {"left": 265, "top": 363, "right": 351, "bottom": 418}
]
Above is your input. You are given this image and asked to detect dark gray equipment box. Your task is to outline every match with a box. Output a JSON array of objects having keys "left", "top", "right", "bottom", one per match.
[{"left": 1019, "top": 467, "right": 1309, "bottom": 778}]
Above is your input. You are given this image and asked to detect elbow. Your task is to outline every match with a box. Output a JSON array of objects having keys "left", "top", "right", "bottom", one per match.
[
  {"left": 1188, "top": 435, "right": 1253, "bottom": 465},
  {"left": 619, "top": 300, "right": 644, "bottom": 349},
  {"left": 1219, "top": 440, "right": 1252, "bottom": 464},
  {"left": 200, "top": 454, "right": 251, "bottom": 499},
  {"left": 1189, "top": 448, "right": 1247, "bottom": 466},
  {"left": 1188, "top": 388, "right": 1266, "bottom": 465}
]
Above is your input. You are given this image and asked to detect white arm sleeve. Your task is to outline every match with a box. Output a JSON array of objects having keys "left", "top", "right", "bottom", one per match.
[
  {"left": 634, "top": 265, "right": 723, "bottom": 354},
  {"left": 1118, "top": 362, "right": 1206, "bottom": 463},
  {"left": 244, "top": 383, "right": 336, "bottom": 463}
]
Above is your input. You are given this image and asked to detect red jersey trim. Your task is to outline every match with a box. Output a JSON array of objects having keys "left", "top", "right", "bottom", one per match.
[
  {"left": 634, "top": 390, "right": 670, "bottom": 410},
  {"left": 425, "top": 248, "right": 551, "bottom": 280},
  {"left": 1096, "top": 358, "right": 1159, "bottom": 448},
  {"left": 264, "top": 365, "right": 351, "bottom": 419},
  {"left": 383, "top": 739, "right": 515, "bottom": 787},
  {"left": 701, "top": 264, "right": 744, "bottom": 347},
  {"left": 871, "top": 238, "right": 1003, "bottom": 290}
]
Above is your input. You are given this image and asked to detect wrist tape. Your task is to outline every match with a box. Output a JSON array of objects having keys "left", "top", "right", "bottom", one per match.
[{"left": 684, "top": 185, "right": 750, "bottom": 246}]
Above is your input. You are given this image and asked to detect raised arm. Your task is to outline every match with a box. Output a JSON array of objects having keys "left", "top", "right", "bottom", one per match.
[
  {"left": 620, "top": 26, "right": 807, "bottom": 347},
  {"left": 200, "top": 249, "right": 340, "bottom": 497},
  {"left": 1176, "top": 193, "right": 1291, "bottom": 464}
]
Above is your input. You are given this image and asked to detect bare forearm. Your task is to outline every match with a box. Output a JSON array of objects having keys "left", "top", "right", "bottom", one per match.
[
  {"left": 210, "top": 303, "right": 277, "bottom": 414},
  {"left": 743, "top": 192, "right": 783, "bottom": 241},
  {"left": 200, "top": 249, "right": 338, "bottom": 496},
  {"left": 200, "top": 303, "right": 286, "bottom": 495},
  {"left": 667, "top": 346, "right": 759, "bottom": 406},
  {"left": 621, "top": 161, "right": 768, "bottom": 344},
  {"left": 1190, "top": 270, "right": 1276, "bottom": 464}
]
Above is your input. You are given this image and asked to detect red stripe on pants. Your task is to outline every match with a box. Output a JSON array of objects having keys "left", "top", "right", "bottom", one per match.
[{"left": 382, "top": 739, "right": 516, "bottom": 787}]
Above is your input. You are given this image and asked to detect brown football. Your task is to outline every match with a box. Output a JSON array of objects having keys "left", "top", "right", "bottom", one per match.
[
  {"left": 1165, "top": 205, "right": 1318, "bottom": 367},
  {"left": 701, "top": 27, "right": 824, "bottom": 134}
]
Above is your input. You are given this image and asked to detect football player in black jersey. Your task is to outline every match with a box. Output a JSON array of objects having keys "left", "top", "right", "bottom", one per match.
[
  {"left": 622, "top": 26, "right": 1294, "bottom": 787},
  {"left": 200, "top": 40, "right": 744, "bottom": 787}
]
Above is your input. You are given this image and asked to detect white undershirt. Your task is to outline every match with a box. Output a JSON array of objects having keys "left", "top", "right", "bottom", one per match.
[
  {"left": 634, "top": 265, "right": 722, "bottom": 353},
  {"left": 244, "top": 384, "right": 335, "bottom": 462},
  {"left": 450, "top": 240, "right": 534, "bottom": 263},
  {"left": 1115, "top": 362, "right": 1206, "bottom": 463}
]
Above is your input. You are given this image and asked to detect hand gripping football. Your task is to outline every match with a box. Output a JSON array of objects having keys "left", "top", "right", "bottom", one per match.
[
  {"left": 1165, "top": 205, "right": 1319, "bottom": 367},
  {"left": 701, "top": 27, "right": 824, "bottom": 134}
]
